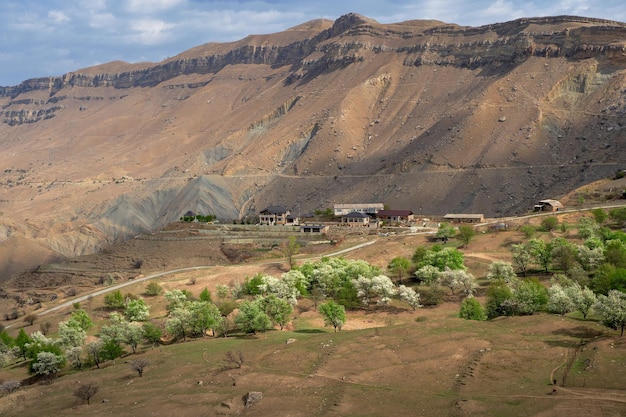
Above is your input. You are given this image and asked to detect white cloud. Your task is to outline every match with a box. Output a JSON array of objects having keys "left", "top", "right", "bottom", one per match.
[
  {"left": 126, "top": 0, "right": 186, "bottom": 13},
  {"left": 88, "top": 12, "right": 117, "bottom": 29},
  {"left": 128, "top": 18, "right": 176, "bottom": 45},
  {"left": 48, "top": 10, "right": 70, "bottom": 24}
]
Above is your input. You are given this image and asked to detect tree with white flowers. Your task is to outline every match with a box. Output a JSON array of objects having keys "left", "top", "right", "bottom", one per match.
[
  {"left": 438, "top": 268, "right": 475, "bottom": 296},
  {"left": 58, "top": 320, "right": 87, "bottom": 349},
  {"left": 594, "top": 290, "right": 626, "bottom": 336},
  {"left": 566, "top": 284, "right": 596, "bottom": 319},
  {"left": 353, "top": 275, "right": 396, "bottom": 307},
  {"left": 486, "top": 261, "right": 517, "bottom": 284},
  {"left": 125, "top": 299, "right": 150, "bottom": 322},
  {"left": 547, "top": 283, "right": 575, "bottom": 315},
  {"left": 31, "top": 351, "right": 66, "bottom": 378},
  {"left": 397, "top": 285, "right": 422, "bottom": 310},
  {"left": 414, "top": 265, "right": 441, "bottom": 285}
]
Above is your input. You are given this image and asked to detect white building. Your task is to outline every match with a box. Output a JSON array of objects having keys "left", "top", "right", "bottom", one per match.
[{"left": 333, "top": 203, "right": 384, "bottom": 216}]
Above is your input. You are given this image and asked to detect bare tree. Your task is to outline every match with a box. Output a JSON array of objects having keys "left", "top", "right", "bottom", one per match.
[
  {"left": 39, "top": 321, "right": 52, "bottom": 335},
  {"left": 74, "top": 383, "right": 99, "bottom": 405},
  {"left": 22, "top": 314, "right": 37, "bottom": 326},
  {"left": 130, "top": 358, "right": 149, "bottom": 377},
  {"left": 223, "top": 350, "right": 244, "bottom": 369}
]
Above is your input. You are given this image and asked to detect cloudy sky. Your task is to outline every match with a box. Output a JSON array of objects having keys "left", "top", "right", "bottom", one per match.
[{"left": 1, "top": 0, "right": 624, "bottom": 86}]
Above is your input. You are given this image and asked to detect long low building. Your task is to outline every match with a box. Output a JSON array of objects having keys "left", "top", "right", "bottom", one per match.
[
  {"left": 443, "top": 213, "right": 485, "bottom": 223},
  {"left": 334, "top": 203, "right": 384, "bottom": 216}
]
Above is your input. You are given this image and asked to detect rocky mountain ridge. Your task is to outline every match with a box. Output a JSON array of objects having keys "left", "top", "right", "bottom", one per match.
[{"left": 1, "top": 13, "right": 625, "bottom": 282}]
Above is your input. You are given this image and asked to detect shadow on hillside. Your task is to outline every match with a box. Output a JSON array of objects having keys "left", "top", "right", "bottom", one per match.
[
  {"left": 552, "top": 326, "right": 604, "bottom": 339},
  {"left": 293, "top": 329, "right": 325, "bottom": 334},
  {"left": 544, "top": 326, "right": 606, "bottom": 348}
]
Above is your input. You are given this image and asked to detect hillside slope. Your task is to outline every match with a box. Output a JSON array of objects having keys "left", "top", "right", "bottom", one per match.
[{"left": 1, "top": 14, "right": 625, "bottom": 281}]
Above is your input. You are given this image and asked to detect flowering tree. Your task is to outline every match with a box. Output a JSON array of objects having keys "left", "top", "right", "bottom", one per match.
[
  {"left": 595, "top": 290, "right": 626, "bottom": 336},
  {"left": 414, "top": 265, "right": 441, "bottom": 286},
  {"left": 547, "top": 283, "right": 575, "bottom": 315},
  {"left": 353, "top": 275, "right": 396, "bottom": 307},
  {"left": 125, "top": 299, "right": 150, "bottom": 322},
  {"left": 567, "top": 284, "right": 596, "bottom": 319},
  {"left": 397, "top": 285, "right": 422, "bottom": 310},
  {"left": 31, "top": 351, "right": 66, "bottom": 378},
  {"left": 438, "top": 268, "right": 475, "bottom": 296},
  {"left": 486, "top": 261, "right": 517, "bottom": 284}
]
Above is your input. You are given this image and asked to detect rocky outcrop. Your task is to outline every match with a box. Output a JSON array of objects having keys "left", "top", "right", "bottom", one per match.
[{"left": 1, "top": 15, "right": 624, "bottom": 99}]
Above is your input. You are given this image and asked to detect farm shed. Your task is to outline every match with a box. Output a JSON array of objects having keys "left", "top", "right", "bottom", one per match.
[{"left": 443, "top": 213, "right": 485, "bottom": 223}]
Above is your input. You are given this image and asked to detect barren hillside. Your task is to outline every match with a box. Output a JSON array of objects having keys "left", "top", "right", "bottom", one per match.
[{"left": 1, "top": 13, "right": 625, "bottom": 281}]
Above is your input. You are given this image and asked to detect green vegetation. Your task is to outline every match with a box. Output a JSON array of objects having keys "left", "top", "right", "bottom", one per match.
[
  {"left": 459, "top": 297, "right": 487, "bottom": 321},
  {"left": 4, "top": 205, "right": 626, "bottom": 416},
  {"left": 180, "top": 213, "right": 216, "bottom": 222}
]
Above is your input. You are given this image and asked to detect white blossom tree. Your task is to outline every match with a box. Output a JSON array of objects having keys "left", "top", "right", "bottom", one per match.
[
  {"left": 486, "top": 261, "right": 517, "bottom": 284},
  {"left": 547, "top": 283, "right": 575, "bottom": 315},
  {"left": 31, "top": 351, "right": 66, "bottom": 378},
  {"left": 438, "top": 268, "right": 475, "bottom": 296},
  {"left": 397, "top": 285, "right": 422, "bottom": 310},
  {"left": 353, "top": 275, "right": 396, "bottom": 307},
  {"left": 567, "top": 284, "right": 596, "bottom": 319},
  {"left": 512, "top": 243, "right": 532, "bottom": 276},
  {"left": 594, "top": 290, "right": 626, "bottom": 336},
  {"left": 414, "top": 265, "right": 440, "bottom": 286},
  {"left": 258, "top": 274, "right": 299, "bottom": 305},
  {"left": 58, "top": 320, "right": 87, "bottom": 349},
  {"left": 125, "top": 299, "right": 150, "bottom": 322},
  {"left": 576, "top": 245, "right": 604, "bottom": 271}
]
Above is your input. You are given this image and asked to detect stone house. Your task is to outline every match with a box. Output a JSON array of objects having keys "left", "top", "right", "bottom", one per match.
[
  {"left": 376, "top": 209, "right": 414, "bottom": 223},
  {"left": 341, "top": 211, "right": 371, "bottom": 227},
  {"left": 259, "top": 206, "right": 291, "bottom": 225}
]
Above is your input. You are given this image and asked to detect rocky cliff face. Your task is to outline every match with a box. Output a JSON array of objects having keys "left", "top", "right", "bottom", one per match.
[{"left": 1, "top": 14, "right": 625, "bottom": 281}]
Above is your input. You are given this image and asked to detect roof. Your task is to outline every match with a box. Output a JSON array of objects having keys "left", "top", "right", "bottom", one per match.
[
  {"left": 334, "top": 203, "right": 384, "bottom": 209},
  {"left": 342, "top": 211, "right": 371, "bottom": 218},
  {"left": 260, "top": 206, "right": 289, "bottom": 214},
  {"left": 443, "top": 213, "right": 484, "bottom": 219},
  {"left": 377, "top": 209, "right": 414, "bottom": 217},
  {"left": 538, "top": 199, "right": 563, "bottom": 207}
]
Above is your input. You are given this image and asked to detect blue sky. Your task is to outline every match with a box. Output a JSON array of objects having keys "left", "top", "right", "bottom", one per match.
[{"left": 1, "top": 0, "right": 624, "bottom": 86}]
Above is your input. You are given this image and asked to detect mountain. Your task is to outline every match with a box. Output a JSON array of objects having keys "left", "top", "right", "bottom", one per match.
[{"left": 1, "top": 13, "right": 625, "bottom": 282}]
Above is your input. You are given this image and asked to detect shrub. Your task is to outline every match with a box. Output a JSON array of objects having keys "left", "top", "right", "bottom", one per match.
[
  {"left": 418, "top": 286, "right": 446, "bottom": 306},
  {"left": 104, "top": 290, "right": 125, "bottom": 310},
  {"left": 23, "top": 314, "right": 37, "bottom": 326},
  {"left": 144, "top": 282, "right": 163, "bottom": 296},
  {"left": 520, "top": 225, "right": 535, "bottom": 239},
  {"left": 486, "top": 282, "right": 513, "bottom": 319},
  {"left": 0, "top": 380, "right": 21, "bottom": 395},
  {"left": 459, "top": 297, "right": 487, "bottom": 320},
  {"left": 540, "top": 216, "right": 558, "bottom": 231}
]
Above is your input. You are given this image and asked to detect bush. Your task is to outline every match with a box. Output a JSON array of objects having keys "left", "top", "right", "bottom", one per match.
[
  {"left": 540, "top": 216, "right": 558, "bottom": 231},
  {"left": 459, "top": 297, "right": 487, "bottom": 321},
  {"left": 0, "top": 380, "right": 21, "bottom": 395},
  {"left": 144, "top": 282, "right": 163, "bottom": 296},
  {"left": 486, "top": 283, "right": 513, "bottom": 319},
  {"left": 23, "top": 314, "right": 37, "bottom": 326},
  {"left": 418, "top": 286, "right": 446, "bottom": 306},
  {"left": 217, "top": 300, "right": 238, "bottom": 317},
  {"left": 520, "top": 225, "right": 535, "bottom": 239},
  {"left": 104, "top": 290, "right": 125, "bottom": 310}
]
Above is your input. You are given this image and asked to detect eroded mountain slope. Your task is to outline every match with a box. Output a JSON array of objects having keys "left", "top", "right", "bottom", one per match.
[{"left": 1, "top": 14, "right": 625, "bottom": 281}]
